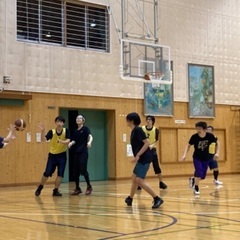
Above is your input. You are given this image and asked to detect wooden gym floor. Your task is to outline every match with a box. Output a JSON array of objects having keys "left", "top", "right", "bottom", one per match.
[{"left": 0, "top": 175, "right": 239, "bottom": 240}]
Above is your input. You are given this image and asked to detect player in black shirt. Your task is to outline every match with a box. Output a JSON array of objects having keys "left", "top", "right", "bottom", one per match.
[
  {"left": 180, "top": 122, "right": 217, "bottom": 195},
  {"left": 125, "top": 112, "right": 164, "bottom": 209},
  {"left": 68, "top": 115, "right": 93, "bottom": 195}
]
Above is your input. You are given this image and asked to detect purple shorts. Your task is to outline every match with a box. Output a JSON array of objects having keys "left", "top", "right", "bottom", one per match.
[
  {"left": 193, "top": 158, "right": 209, "bottom": 179},
  {"left": 0, "top": 137, "right": 4, "bottom": 149}
]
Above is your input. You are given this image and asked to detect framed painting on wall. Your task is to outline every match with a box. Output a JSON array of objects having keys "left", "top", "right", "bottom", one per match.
[
  {"left": 188, "top": 64, "right": 215, "bottom": 118},
  {"left": 143, "top": 62, "right": 173, "bottom": 116}
]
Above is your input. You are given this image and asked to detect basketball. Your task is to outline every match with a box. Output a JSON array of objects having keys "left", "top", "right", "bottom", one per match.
[
  {"left": 14, "top": 119, "right": 26, "bottom": 131},
  {"left": 144, "top": 73, "right": 151, "bottom": 80}
]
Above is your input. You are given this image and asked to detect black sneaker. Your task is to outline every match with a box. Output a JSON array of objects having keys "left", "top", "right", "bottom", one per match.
[
  {"left": 70, "top": 188, "right": 82, "bottom": 195},
  {"left": 125, "top": 196, "right": 133, "bottom": 206},
  {"left": 85, "top": 186, "right": 93, "bottom": 195},
  {"left": 159, "top": 182, "right": 168, "bottom": 189},
  {"left": 52, "top": 189, "right": 62, "bottom": 197},
  {"left": 137, "top": 186, "right": 142, "bottom": 190},
  {"left": 152, "top": 196, "right": 164, "bottom": 209},
  {"left": 35, "top": 185, "right": 43, "bottom": 196}
]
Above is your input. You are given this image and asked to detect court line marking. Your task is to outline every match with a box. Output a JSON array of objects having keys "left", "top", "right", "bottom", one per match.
[
  {"left": 0, "top": 190, "right": 238, "bottom": 239},
  {"left": 99, "top": 207, "right": 240, "bottom": 239},
  {"left": 0, "top": 212, "right": 178, "bottom": 240},
  {"left": 91, "top": 191, "right": 240, "bottom": 203},
  {"left": 0, "top": 211, "right": 239, "bottom": 217},
  {"left": 0, "top": 214, "right": 124, "bottom": 235},
  {"left": 195, "top": 211, "right": 240, "bottom": 215},
  {"left": 0, "top": 183, "right": 215, "bottom": 194},
  {"left": 111, "top": 223, "right": 231, "bottom": 240},
  {"left": 110, "top": 209, "right": 240, "bottom": 240},
  {"left": 158, "top": 209, "right": 240, "bottom": 223},
  {"left": 98, "top": 213, "right": 178, "bottom": 240},
  {"left": 1, "top": 191, "right": 239, "bottom": 212},
  {"left": 0, "top": 213, "right": 165, "bottom": 216}
]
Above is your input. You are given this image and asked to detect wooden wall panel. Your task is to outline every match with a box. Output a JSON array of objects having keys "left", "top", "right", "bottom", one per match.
[
  {"left": 159, "top": 129, "right": 178, "bottom": 163},
  {"left": 177, "top": 129, "right": 195, "bottom": 162},
  {"left": 0, "top": 92, "right": 239, "bottom": 186},
  {"left": 214, "top": 130, "right": 226, "bottom": 161}
]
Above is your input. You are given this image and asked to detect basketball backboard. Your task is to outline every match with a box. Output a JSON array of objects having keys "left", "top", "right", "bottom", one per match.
[{"left": 120, "top": 39, "right": 172, "bottom": 84}]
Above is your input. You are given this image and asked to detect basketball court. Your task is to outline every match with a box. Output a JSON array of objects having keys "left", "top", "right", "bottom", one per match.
[
  {"left": 0, "top": 175, "right": 239, "bottom": 240},
  {"left": 1, "top": 1, "right": 240, "bottom": 239}
]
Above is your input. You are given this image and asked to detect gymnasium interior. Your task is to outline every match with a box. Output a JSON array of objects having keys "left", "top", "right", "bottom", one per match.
[{"left": 0, "top": 0, "right": 239, "bottom": 239}]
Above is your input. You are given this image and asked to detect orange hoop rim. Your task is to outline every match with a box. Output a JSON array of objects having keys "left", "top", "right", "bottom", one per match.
[{"left": 144, "top": 72, "right": 165, "bottom": 81}]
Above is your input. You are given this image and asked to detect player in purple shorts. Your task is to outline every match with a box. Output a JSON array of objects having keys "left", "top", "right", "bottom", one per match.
[{"left": 180, "top": 122, "right": 217, "bottom": 195}]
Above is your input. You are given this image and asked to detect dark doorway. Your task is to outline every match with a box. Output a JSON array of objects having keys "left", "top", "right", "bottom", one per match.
[{"left": 60, "top": 109, "right": 108, "bottom": 182}]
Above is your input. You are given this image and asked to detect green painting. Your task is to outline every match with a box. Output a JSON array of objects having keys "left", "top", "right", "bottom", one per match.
[
  {"left": 188, "top": 64, "right": 215, "bottom": 118},
  {"left": 144, "top": 83, "right": 173, "bottom": 116}
]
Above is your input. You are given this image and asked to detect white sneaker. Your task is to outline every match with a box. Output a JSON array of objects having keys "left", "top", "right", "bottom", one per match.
[
  {"left": 194, "top": 190, "right": 200, "bottom": 195},
  {"left": 213, "top": 180, "right": 223, "bottom": 185}
]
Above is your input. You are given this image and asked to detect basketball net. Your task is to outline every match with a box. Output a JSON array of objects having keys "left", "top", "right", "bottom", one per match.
[{"left": 145, "top": 72, "right": 165, "bottom": 87}]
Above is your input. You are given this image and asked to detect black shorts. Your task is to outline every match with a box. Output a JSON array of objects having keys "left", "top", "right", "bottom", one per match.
[
  {"left": 151, "top": 148, "right": 161, "bottom": 174},
  {"left": 44, "top": 152, "right": 67, "bottom": 178},
  {"left": 209, "top": 158, "right": 218, "bottom": 170}
]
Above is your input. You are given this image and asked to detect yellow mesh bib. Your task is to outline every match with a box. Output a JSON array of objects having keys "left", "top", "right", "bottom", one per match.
[
  {"left": 209, "top": 142, "right": 216, "bottom": 154},
  {"left": 49, "top": 128, "right": 67, "bottom": 154},
  {"left": 142, "top": 126, "right": 156, "bottom": 145}
]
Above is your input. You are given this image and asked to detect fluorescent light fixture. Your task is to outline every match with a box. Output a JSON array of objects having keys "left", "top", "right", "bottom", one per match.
[{"left": 46, "top": 32, "right": 51, "bottom": 37}]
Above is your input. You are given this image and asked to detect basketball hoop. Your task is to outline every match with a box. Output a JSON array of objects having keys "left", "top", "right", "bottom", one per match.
[
  {"left": 144, "top": 72, "right": 165, "bottom": 81},
  {"left": 144, "top": 72, "right": 166, "bottom": 87}
]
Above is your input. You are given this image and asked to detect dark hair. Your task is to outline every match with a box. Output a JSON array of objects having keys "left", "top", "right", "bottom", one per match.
[
  {"left": 126, "top": 112, "right": 141, "bottom": 126},
  {"left": 195, "top": 121, "right": 207, "bottom": 130},
  {"left": 207, "top": 125, "right": 214, "bottom": 131},
  {"left": 77, "top": 114, "right": 85, "bottom": 122},
  {"left": 55, "top": 116, "right": 65, "bottom": 123},
  {"left": 146, "top": 115, "right": 155, "bottom": 124}
]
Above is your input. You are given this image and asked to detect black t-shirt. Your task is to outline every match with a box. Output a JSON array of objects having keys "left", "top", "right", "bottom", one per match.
[
  {"left": 72, "top": 126, "right": 91, "bottom": 153},
  {"left": 131, "top": 126, "right": 152, "bottom": 163},
  {"left": 45, "top": 128, "right": 71, "bottom": 141},
  {"left": 189, "top": 132, "right": 217, "bottom": 160}
]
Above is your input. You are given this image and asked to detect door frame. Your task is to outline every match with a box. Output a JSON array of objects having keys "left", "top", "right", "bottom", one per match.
[{"left": 59, "top": 108, "right": 116, "bottom": 182}]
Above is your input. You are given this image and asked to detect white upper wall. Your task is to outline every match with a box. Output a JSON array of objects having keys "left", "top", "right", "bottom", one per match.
[
  {"left": 0, "top": 0, "right": 240, "bottom": 104},
  {"left": 160, "top": 0, "right": 240, "bottom": 104}
]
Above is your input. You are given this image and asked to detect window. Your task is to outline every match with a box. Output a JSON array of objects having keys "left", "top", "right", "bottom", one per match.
[
  {"left": 87, "top": 6, "right": 108, "bottom": 51},
  {"left": 17, "top": 0, "right": 39, "bottom": 41},
  {"left": 41, "top": 0, "right": 63, "bottom": 44},
  {"left": 16, "top": 0, "right": 110, "bottom": 52},
  {"left": 66, "top": 3, "right": 85, "bottom": 47}
]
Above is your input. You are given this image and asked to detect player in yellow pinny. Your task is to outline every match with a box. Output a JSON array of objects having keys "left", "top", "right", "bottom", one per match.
[
  {"left": 35, "top": 116, "right": 70, "bottom": 197},
  {"left": 138, "top": 115, "right": 167, "bottom": 190}
]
